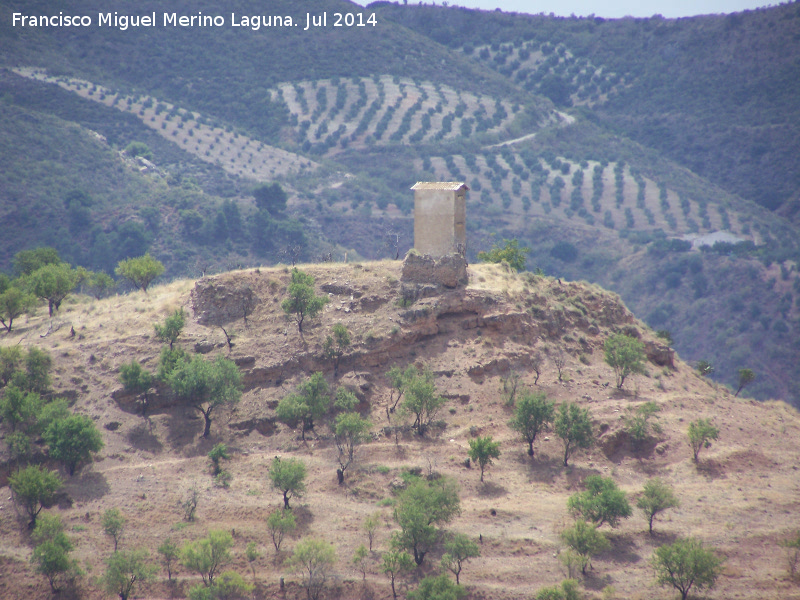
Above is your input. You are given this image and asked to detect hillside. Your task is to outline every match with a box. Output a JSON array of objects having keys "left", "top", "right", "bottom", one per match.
[
  {"left": 1, "top": 1, "right": 799, "bottom": 404},
  {"left": 1, "top": 262, "right": 800, "bottom": 599}
]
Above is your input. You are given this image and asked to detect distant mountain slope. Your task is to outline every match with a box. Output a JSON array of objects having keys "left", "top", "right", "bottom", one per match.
[{"left": 373, "top": 2, "right": 800, "bottom": 214}]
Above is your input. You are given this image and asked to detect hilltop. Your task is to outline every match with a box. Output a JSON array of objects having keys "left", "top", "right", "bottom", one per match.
[{"left": 1, "top": 261, "right": 799, "bottom": 599}]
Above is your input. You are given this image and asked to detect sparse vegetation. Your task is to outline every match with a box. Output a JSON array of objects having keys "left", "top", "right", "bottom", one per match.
[
  {"left": 266, "top": 508, "right": 296, "bottom": 552},
  {"left": 115, "top": 254, "right": 165, "bottom": 294},
  {"left": 604, "top": 333, "right": 646, "bottom": 389},
  {"left": 637, "top": 478, "right": 679, "bottom": 535},
  {"left": 554, "top": 403, "right": 594, "bottom": 467},
  {"left": 468, "top": 435, "right": 501, "bottom": 482},
  {"left": 9, "top": 465, "right": 62, "bottom": 528},
  {"left": 560, "top": 519, "right": 609, "bottom": 575},
  {"left": 477, "top": 238, "right": 530, "bottom": 272},
  {"left": 286, "top": 537, "right": 337, "bottom": 600},
  {"left": 652, "top": 537, "right": 723, "bottom": 600},
  {"left": 441, "top": 533, "right": 480, "bottom": 584},
  {"left": 688, "top": 419, "right": 720, "bottom": 462},
  {"left": 269, "top": 456, "right": 307, "bottom": 509},
  {"left": 567, "top": 475, "right": 632, "bottom": 528},
  {"left": 101, "top": 508, "right": 126, "bottom": 551},
  {"left": 281, "top": 268, "right": 329, "bottom": 333},
  {"left": 509, "top": 390, "right": 554, "bottom": 458}
]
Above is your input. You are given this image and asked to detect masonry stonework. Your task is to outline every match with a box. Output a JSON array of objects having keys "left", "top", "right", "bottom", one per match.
[{"left": 411, "top": 182, "right": 468, "bottom": 257}]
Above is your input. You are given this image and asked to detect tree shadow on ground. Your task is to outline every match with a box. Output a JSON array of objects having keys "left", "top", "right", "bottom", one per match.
[
  {"left": 695, "top": 458, "right": 726, "bottom": 481},
  {"left": 126, "top": 420, "right": 164, "bottom": 454},
  {"left": 477, "top": 480, "right": 508, "bottom": 498},
  {"left": 582, "top": 571, "right": 615, "bottom": 592},
  {"left": 600, "top": 531, "right": 642, "bottom": 565},
  {"left": 523, "top": 452, "right": 563, "bottom": 484},
  {"left": 165, "top": 408, "right": 203, "bottom": 450},
  {"left": 63, "top": 470, "right": 110, "bottom": 502}
]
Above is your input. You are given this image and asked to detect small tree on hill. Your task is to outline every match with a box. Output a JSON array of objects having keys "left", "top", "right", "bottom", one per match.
[
  {"left": 281, "top": 268, "right": 329, "bottom": 333},
  {"left": 0, "top": 286, "right": 35, "bottom": 333},
  {"left": 468, "top": 435, "right": 501, "bottom": 482},
  {"left": 560, "top": 519, "right": 609, "bottom": 575},
  {"left": 567, "top": 475, "right": 632, "bottom": 528},
  {"left": 623, "top": 401, "right": 662, "bottom": 451},
  {"left": 154, "top": 308, "right": 186, "bottom": 349},
  {"left": 115, "top": 254, "right": 165, "bottom": 294},
  {"left": 167, "top": 355, "right": 242, "bottom": 438},
  {"left": 381, "top": 550, "right": 415, "bottom": 600},
  {"left": 392, "top": 476, "right": 461, "bottom": 566},
  {"left": 509, "top": 390, "right": 555, "bottom": 458},
  {"left": 43, "top": 414, "right": 104, "bottom": 476},
  {"left": 269, "top": 456, "right": 307, "bottom": 509},
  {"left": 157, "top": 538, "right": 179, "bottom": 581},
  {"left": 102, "top": 508, "right": 126, "bottom": 551},
  {"left": 31, "top": 513, "right": 79, "bottom": 592},
  {"left": 441, "top": 533, "right": 480, "bottom": 584},
  {"left": 208, "top": 443, "right": 230, "bottom": 476},
  {"left": 0, "top": 385, "right": 42, "bottom": 433},
  {"left": 266, "top": 507, "right": 296, "bottom": 552},
  {"left": 9, "top": 465, "right": 62, "bottom": 528},
  {"left": 652, "top": 537, "right": 723, "bottom": 600},
  {"left": 24, "top": 263, "right": 79, "bottom": 317},
  {"left": 407, "top": 574, "right": 466, "bottom": 600},
  {"left": 535, "top": 579, "right": 581, "bottom": 600},
  {"left": 364, "top": 512, "right": 380, "bottom": 551},
  {"left": 102, "top": 548, "right": 156, "bottom": 600},
  {"left": 323, "top": 323, "right": 350, "bottom": 376},
  {"left": 119, "top": 360, "right": 154, "bottom": 416},
  {"left": 13, "top": 247, "right": 62, "bottom": 277},
  {"left": 276, "top": 372, "right": 330, "bottom": 440},
  {"left": 687, "top": 419, "right": 719, "bottom": 462},
  {"left": 477, "top": 238, "right": 530, "bottom": 272},
  {"left": 180, "top": 529, "right": 233, "bottom": 587},
  {"left": 604, "top": 333, "right": 646, "bottom": 389},
  {"left": 554, "top": 403, "right": 594, "bottom": 467},
  {"left": 286, "top": 537, "right": 337, "bottom": 600},
  {"left": 637, "top": 478, "right": 679, "bottom": 535},
  {"left": 734, "top": 368, "right": 755, "bottom": 397},
  {"left": 399, "top": 365, "right": 446, "bottom": 436},
  {"left": 334, "top": 412, "right": 371, "bottom": 483}
]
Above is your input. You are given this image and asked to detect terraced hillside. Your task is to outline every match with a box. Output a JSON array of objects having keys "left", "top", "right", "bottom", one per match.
[
  {"left": 463, "top": 40, "right": 627, "bottom": 107},
  {"left": 14, "top": 68, "right": 318, "bottom": 181},
  {"left": 273, "top": 75, "right": 542, "bottom": 155}
]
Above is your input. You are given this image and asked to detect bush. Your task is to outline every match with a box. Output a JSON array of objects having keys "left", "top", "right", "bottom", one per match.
[
  {"left": 560, "top": 520, "right": 609, "bottom": 574},
  {"left": 477, "top": 238, "right": 530, "bottom": 272},
  {"left": 687, "top": 419, "right": 719, "bottom": 462}
]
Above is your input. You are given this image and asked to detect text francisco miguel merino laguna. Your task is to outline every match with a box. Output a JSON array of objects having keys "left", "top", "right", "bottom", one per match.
[{"left": 11, "top": 11, "right": 378, "bottom": 31}]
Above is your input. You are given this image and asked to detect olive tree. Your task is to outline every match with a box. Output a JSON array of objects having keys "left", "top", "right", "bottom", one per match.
[
  {"left": 604, "top": 333, "right": 646, "bottom": 389},
  {"left": 154, "top": 308, "right": 186, "bottom": 349},
  {"left": 381, "top": 550, "right": 414, "bottom": 600},
  {"left": 567, "top": 475, "right": 632, "bottom": 528},
  {"left": 323, "top": 323, "right": 350, "bottom": 376},
  {"left": 509, "top": 390, "right": 554, "bottom": 458},
  {"left": 24, "top": 262, "right": 79, "bottom": 317},
  {"left": 281, "top": 268, "right": 329, "bottom": 332},
  {"left": 734, "top": 368, "right": 755, "bottom": 397},
  {"left": 115, "top": 254, "right": 165, "bottom": 293},
  {"left": 9, "top": 465, "right": 62, "bottom": 528},
  {"left": 0, "top": 286, "right": 35, "bottom": 333},
  {"left": 334, "top": 412, "right": 371, "bottom": 483},
  {"left": 269, "top": 456, "right": 307, "bottom": 509},
  {"left": 102, "top": 508, "right": 126, "bottom": 551},
  {"left": 652, "top": 537, "right": 723, "bottom": 600},
  {"left": 468, "top": 435, "right": 501, "bottom": 482},
  {"left": 167, "top": 355, "right": 242, "bottom": 438},
  {"left": 181, "top": 529, "right": 234, "bottom": 587},
  {"left": 687, "top": 419, "right": 719, "bottom": 462},
  {"left": 392, "top": 476, "right": 461, "bottom": 565},
  {"left": 276, "top": 372, "right": 329, "bottom": 440},
  {"left": 157, "top": 538, "right": 179, "bottom": 580},
  {"left": 119, "top": 360, "right": 154, "bottom": 415},
  {"left": 31, "top": 513, "right": 78, "bottom": 592},
  {"left": 554, "top": 403, "right": 594, "bottom": 467},
  {"left": 399, "top": 365, "right": 447, "bottom": 436},
  {"left": 102, "top": 548, "right": 156, "bottom": 600},
  {"left": 441, "top": 533, "right": 480, "bottom": 584},
  {"left": 267, "top": 508, "right": 296, "bottom": 552},
  {"left": 560, "top": 520, "right": 609, "bottom": 575},
  {"left": 286, "top": 537, "right": 337, "bottom": 600},
  {"left": 43, "top": 413, "right": 104, "bottom": 475},
  {"left": 637, "top": 478, "right": 679, "bottom": 535}
]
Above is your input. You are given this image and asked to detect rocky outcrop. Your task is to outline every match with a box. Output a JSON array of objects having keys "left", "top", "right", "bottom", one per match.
[
  {"left": 191, "top": 279, "right": 258, "bottom": 325},
  {"left": 401, "top": 253, "right": 468, "bottom": 288},
  {"left": 645, "top": 341, "right": 675, "bottom": 368}
]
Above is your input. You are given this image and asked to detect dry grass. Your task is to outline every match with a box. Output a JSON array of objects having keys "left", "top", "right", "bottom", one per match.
[{"left": 2, "top": 263, "right": 800, "bottom": 599}]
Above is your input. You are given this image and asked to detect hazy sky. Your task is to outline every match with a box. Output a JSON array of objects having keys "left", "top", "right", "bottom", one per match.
[{"left": 355, "top": 0, "right": 773, "bottom": 19}]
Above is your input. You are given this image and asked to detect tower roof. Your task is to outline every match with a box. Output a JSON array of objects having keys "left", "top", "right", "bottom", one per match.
[{"left": 410, "top": 182, "right": 469, "bottom": 191}]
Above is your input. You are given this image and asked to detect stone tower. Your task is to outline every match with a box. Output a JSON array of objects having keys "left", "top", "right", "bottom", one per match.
[{"left": 410, "top": 182, "right": 468, "bottom": 257}]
